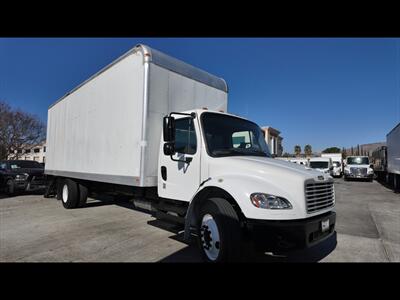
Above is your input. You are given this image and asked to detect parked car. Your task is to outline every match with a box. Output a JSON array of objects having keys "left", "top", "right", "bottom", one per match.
[
  {"left": 343, "top": 156, "right": 374, "bottom": 181},
  {"left": 308, "top": 157, "right": 334, "bottom": 175},
  {"left": 0, "top": 160, "right": 46, "bottom": 195}
]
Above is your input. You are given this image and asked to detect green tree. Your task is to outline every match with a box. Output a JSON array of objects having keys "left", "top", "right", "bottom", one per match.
[
  {"left": 294, "top": 145, "right": 301, "bottom": 157},
  {"left": 304, "top": 144, "right": 312, "bottom": 157},
  {"left": 282, "top": 152, "right": 293, "bottom": 158},
  {"left": 322, "top": 147, "right": 341, "bottom": 153}
]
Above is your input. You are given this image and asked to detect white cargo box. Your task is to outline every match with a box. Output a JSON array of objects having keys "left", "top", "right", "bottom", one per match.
[
  {"left": 45, "top": 44, "right": 228, "bottom": 187},
  {"left": 387, "top": 122, "right": 400, "bottom": 175}
]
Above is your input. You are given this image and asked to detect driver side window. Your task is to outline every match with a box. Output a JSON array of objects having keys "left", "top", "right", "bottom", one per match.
[{"left": 174, "top": 118, "right": 197, "bottom": 155}]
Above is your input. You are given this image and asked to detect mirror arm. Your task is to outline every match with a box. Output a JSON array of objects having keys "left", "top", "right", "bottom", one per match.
[{"left": 170, "top": 155, "right": 192, "bottom": 164}]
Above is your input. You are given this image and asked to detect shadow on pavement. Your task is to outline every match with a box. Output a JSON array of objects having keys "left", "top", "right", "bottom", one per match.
[
  {"left": 158, "top": 231, "right": 338, "bottom": 263},
  {"left": 0, "top": 190, "right": 44, "bottom": 200},
  {"left": 50, "top": 193, "right": 338, "bottom": 262}
]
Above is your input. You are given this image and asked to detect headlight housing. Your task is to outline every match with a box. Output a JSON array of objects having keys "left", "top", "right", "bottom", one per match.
[
  {"left": 15, "top": 173, "right": 29, "bottom": 181},
  {"left": 250, "top": 193, "right": 292, "bottom": 209}
]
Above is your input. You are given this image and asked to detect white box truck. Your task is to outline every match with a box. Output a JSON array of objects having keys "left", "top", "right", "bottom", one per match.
[
  {"left": 321, "top": 153, "right": 343, "bottom": 177},
  {"left": 45, "top": 44, "right": 336, "bottom": 262},
  {"left": 308, "top": 157, "right": 334, "bottom": 176},
  {"left": 386, "top": 123, "right": 400, "bottom": 190}
]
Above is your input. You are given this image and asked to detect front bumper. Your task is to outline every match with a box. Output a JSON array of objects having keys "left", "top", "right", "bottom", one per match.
[
  {"left": 245, "top": 211, "right": 336, "bottom": 251},
  {"left": 14, "top": 178, "right": 46, "bottom": 191},
  {"left": 344, "top": 173, "right": 373, "bottom": 179}
]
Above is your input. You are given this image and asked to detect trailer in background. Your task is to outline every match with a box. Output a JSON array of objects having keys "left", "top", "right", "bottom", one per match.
[
  {"left": 386, "top": 123, "right": 400, "bottom": 190},
  {"left": 371, "top": 146, "right": 387, "bottom": 181}
]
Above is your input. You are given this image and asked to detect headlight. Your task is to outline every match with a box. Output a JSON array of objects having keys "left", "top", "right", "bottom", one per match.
[
  {"left": 344, "top": 168, "right": 350, "bottom": 174},
  {"left": 367, "top": 168, "right": 374, "bottom": 174},
  {"left": 250, "top": 193, "right": 292, "bottom": 209},
  {"left": 15, "top": 173, "right": 29, "bottom": 180}
]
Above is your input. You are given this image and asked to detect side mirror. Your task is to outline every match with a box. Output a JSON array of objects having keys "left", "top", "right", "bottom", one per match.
[
  {"left": 163, "top": 142, "right": 176, "bottom": 156},
  {"left": 370, "top": 164, "right": 374, "bottom": 168},
  {"left": 163, "top": 116, "right": 175, "bottom": 142},
  {"left": 329, "top": 166, "right": 334, "bottom": 171}
]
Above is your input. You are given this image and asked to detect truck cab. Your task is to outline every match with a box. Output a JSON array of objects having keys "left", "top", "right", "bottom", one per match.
[
  {"left": 308, "top": 157, "right": 334, "bottom": 176},
  {"left": 331, "top": 161, "right": 342, "bottom": 177},
  {"left": 159, "top": 109, "right": 336, "bottom": 261},
  {"left": 343, "top": 156, "right": 374, "bottom": 181}
]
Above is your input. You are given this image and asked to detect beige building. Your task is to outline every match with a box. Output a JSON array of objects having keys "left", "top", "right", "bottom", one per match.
[
  {"left": 8, "top": 141, "right": 47, "bottom": 163},
  {"left": 261, "top": 126, "right": 283, "bottom": 156}
]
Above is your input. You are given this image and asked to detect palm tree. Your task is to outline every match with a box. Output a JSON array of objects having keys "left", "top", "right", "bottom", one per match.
[
  {"left": 294, "top": 145, "right": 301, "bottom": 157},
  {"left": 304, "top": 144, "right": 312, "bottom": 157}
]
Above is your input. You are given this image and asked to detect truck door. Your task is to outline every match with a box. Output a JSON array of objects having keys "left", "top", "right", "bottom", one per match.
[{"left": 158, "top": 116, "right": 201, "bottom": 202}]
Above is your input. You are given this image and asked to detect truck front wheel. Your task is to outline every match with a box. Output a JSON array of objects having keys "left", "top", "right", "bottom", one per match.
[
  {"left": 197, "top": 198, "right": 241, "bottom": 262},
  {"left": 61, "top": 179, "right": 79, "bottom": 209}
]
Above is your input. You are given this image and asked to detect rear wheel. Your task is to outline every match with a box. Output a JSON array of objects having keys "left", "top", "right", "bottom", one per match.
[
  {"left": 61, "top": 179, "right": 79, "bottom": 209},
  {"left": 77, "top": 183, "right": 88, "bottom": 207},
  {"left": 197, "top": 198, "right": 241, "bottom": 262}
]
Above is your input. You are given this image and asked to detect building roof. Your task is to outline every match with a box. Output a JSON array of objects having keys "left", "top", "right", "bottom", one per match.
[{"left": 261, "top": 126, "right": 281, "bottom": 136}]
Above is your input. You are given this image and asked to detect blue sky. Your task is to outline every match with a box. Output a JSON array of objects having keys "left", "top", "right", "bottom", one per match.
[{"left": 1, "top": 38, "right": 399, "bottom": 153}]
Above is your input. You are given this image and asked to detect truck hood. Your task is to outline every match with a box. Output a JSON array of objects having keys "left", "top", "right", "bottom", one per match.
[{"left": 209, "top": 156, "right": 329, "bottom": 181}]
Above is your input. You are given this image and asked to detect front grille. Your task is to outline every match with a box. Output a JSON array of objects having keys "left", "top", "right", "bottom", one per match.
[
  {"left": 305, "top": 181, "right": 335, "bottom": 213},
  {"left": 350, "top": 167, "right": 367, "bottom": 176},
  {"left": 31, "top": 175, "right": 45, "bottom": 184}
]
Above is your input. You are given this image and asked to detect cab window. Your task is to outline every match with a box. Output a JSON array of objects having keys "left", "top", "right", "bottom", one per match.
[{"left": 175, "top": 118, "right": 197, "bottom": 155}]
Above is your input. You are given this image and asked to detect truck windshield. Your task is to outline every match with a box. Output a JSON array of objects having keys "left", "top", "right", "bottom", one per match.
[
  {"left": 309, "top": 161, "right": 329, "bottom": 169},
  {"left": 347, "top": 157, "right": 369, "bottom": 165},
  {"left": 201, "top": 112, "right": 271, "bottom": 158}
]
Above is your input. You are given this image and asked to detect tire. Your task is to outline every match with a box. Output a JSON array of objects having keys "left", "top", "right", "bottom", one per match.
[
  {"left": 197, "top": 198, "right": 241, "bottom": 262},
  {"left": 6, "top": 179, "right": 15, "bottom": 196},
  {"left": 61, "top": 179, "right": 79, "bottom": 209},
  {"left": 77, "top": 183, "right": 88, "bottom": 207}
]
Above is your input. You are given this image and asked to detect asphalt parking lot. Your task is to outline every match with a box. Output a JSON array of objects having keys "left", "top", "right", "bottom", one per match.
[{"left": 0, "top": 178, "right": 399, "bottom": 262}]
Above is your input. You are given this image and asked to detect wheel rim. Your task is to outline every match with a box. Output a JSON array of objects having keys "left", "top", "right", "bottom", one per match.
[
  {"left": 200, "top": 214, "right": 221, "bottom": 261},
  {"left": 62, "top": 184, "right": 68, "bottom": 203}
]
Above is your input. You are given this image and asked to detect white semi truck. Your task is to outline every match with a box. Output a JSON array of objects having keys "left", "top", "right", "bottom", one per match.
[{"left": 45, "top": 44, "right": 336, "bottom": 262}]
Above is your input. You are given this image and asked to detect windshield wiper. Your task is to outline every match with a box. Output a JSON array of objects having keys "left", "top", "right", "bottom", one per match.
[{"left": 212, "top": 148, "right": 267, "bottom": 157}]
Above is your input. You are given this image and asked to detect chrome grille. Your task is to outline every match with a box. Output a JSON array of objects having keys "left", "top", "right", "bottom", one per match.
[
  {"left": 305, "top": 181, "right": 335, "bottom": 213},
  {"left": 350, "top": 167, "right": 367, "bottom": 176}
]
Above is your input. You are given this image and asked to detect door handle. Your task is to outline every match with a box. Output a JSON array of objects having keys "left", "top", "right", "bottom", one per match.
[{"left": 161, "top": 166, "right": 167, "bottom": 181}]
